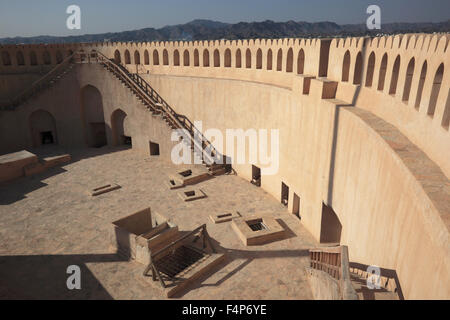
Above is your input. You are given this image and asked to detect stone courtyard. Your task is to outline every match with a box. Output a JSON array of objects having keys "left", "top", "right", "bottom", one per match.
[{"left": 0, "top": 146, "right": 318, "bottom": 299}]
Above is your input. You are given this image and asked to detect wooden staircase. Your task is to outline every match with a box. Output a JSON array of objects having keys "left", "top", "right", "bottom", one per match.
[
  {"left": 93, "top": 51, "right": 227, "bottom": 171},
  {"left": 308, "top": 246, "right": 401, "bottom": 300}
]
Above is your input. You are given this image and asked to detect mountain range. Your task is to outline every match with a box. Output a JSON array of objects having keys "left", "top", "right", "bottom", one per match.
[{"left": 1, "top": 19, "right": 449, "bottom": 44}]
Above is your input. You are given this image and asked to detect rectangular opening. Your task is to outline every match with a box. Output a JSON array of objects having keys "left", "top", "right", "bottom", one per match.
[
  {"left": 251, "top": 165, "right": 261, "bottom": 187},
  {"left": 247, "top": 218, "right": 267, "bottom": 232},
  {"left": 92, "top": 183, "right": 121, "bottom": 196},
  {"left": 217, "top": 213, "right": 232, "bottom": 219},
  {"left": 149, "top": 141, "right": 160, "bottom": 156},
  {"left": 281, "top": 182, "right": 289, "bottom": 206},
  {"left": 40, "top": 131, "right": 54, "bottom": 145},
  {"left": 185, "top": 190, "right": 195, "bottom": 197},
  {"left": 122, "top": 135, "right": 132, "bottom": 146},
  {"left": 179, "top": 169, "right": 192, "bottom": 177},
  {"left": 93, "top": 184, "right": 111, "bottom": 192},
  {"left": 90, "top": 122, "right": 107, "bottom": 148},
  {"left": 292, "top": 193, "right": 301, "bottom": 219}
]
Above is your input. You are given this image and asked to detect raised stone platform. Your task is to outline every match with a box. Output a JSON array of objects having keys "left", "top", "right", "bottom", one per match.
[{"left": 0, "top": 150, "right": 38, "bottom": 183}]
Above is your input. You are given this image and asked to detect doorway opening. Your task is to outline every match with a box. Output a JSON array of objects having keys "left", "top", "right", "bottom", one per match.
[
  {"left": 90, "top": 122, "right": 107, "bottom": 148},
  {"left": 149, "top": 141, "right": 160, "bottom": 156},
  {"left": 123, "top": 135, "right": 132, "bottom": 146},
  {"left": 281, "top": 182, "right": 289, "bottom": 206},
  {"left": 251, "top": 165, "right": 261, "bottom": 187},
  {"left": 292, "top": 193, "right": 301, "bottom": 219}
]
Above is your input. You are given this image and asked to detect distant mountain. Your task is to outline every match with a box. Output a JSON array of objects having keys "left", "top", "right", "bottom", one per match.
[{"left": 1, "top": 19, "right": 449, "bottom": 44}]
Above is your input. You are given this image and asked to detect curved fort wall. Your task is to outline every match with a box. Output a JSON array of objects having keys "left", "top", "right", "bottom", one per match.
[{"left": 0, "top": 34, "right": 449, "bottom": 299}]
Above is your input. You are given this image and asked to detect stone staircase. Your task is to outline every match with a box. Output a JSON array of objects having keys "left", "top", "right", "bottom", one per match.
[
  {"left": 307, "top": 246, "right": 402, "bottom": 300},
  {"left": 93, "top": 51, "right": 227, "bottom": 173},
  {"left": 348, "top": 267, "right": 401, "bottom": 300},
  {"left": 0, "top": 53, "right": 76, "bottom": 111}
]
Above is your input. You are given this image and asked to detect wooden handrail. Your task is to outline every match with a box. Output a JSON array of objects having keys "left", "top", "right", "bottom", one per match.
[
  {"left": 309, "top": 245, "right": 358, "bottom": 300},
  {"left": 93, "top": 50, "right": 220, "bottom": 165}
]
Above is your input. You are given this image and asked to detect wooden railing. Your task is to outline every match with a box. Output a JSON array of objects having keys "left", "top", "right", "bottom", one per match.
[
  {"left": 92, "top": 50, "right": 222, "bottom": 166},
  {"left": 309, "top": 245, "right": 358, "bottom": 300},
  {"left": 1, "top": 52, "right": 77, "bottom": 110}
]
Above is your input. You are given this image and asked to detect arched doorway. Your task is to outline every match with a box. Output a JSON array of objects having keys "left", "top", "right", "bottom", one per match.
[
  {"left": 111, "top": 109, "right": 131, "bottom": 146},
  {"left": 29, "top": 110, "right": 58, "bottom": 148},
  {"left": 81, "top": 85, "right": 107, "bottom": 148}
]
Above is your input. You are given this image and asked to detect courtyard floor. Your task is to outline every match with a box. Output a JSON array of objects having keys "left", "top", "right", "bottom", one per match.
[{"left": 0, "top": 147, "right": 318, "bottom": 300}]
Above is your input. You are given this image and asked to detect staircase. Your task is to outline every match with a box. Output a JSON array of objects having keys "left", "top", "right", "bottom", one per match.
[
  {"left": 348, "top": 266, "right": 401, "bottom": 300},
  {"left": 0, "top": 52, "right": 77, "bottom": 111},
  {"left": 308, "top": 246, "right": 401, "bottom": 300},
  {"left": 92, "top": 51, "right": 227, "bottom": 172},
  {"left": 1, "top": 50, "right": 226, "bottom": 172}
]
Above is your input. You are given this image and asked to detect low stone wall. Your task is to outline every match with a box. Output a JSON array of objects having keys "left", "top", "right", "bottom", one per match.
[{"left": 305, "top": 267, "right": 341, "bottom": 300}]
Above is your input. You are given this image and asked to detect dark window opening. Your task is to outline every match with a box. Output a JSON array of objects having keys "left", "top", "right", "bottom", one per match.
[
  {"left": 185, "top": 191, "right": 196, "bottom": 197},
  {"left": 251, "top": 165, "right": 261, "bottom": 187},
  {"left": 149, "top": 141, "right": 160, "bottom": 156},
  {"left": 40, "top": 131, "right": 54, "bottom": 145},
  {"left": 179, "top": 169, "right": 192, "bottom": 177},
  {"left": 281, "top": 182, "right": 289, "bottom": 206}
]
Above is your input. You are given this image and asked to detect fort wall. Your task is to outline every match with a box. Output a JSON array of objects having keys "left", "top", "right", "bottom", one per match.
[{"left": 0, "top": 34, "right": 449, "bottom": 299}]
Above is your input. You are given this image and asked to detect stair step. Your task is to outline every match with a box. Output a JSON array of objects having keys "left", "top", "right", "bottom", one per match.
[{"left": 349, "top": 273, "right": 399, "bottom": 300}]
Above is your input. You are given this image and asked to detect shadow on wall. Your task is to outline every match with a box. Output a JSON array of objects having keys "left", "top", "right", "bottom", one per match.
[
  {"left": 81, "top": 85, "right": 107, "bottom": 148},
  {"left": 319, "top": 203, "right": 342, "bottom": 244},
  {"left": 349, "top": 261, "right": 405, "bottom": 300}
]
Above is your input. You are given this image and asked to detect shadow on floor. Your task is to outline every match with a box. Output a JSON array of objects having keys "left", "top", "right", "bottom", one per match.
[
  {"left": 168, "top": 236, "right": 311, "bottom": 298},
  {"left": 0, "top": 145, "right": 131, "bottom": 205},
  {"left": 0, "top": 252, "right": 126, "bottom": 300}
]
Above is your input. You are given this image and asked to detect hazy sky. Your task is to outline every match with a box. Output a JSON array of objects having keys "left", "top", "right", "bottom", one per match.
[{"left": 0, "top": 0, "right": 448, "bottom": 38}]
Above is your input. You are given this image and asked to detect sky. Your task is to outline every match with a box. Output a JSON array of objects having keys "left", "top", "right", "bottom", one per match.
[{"left": 0, "top": 0, "right": 449, "bottom": 38}]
